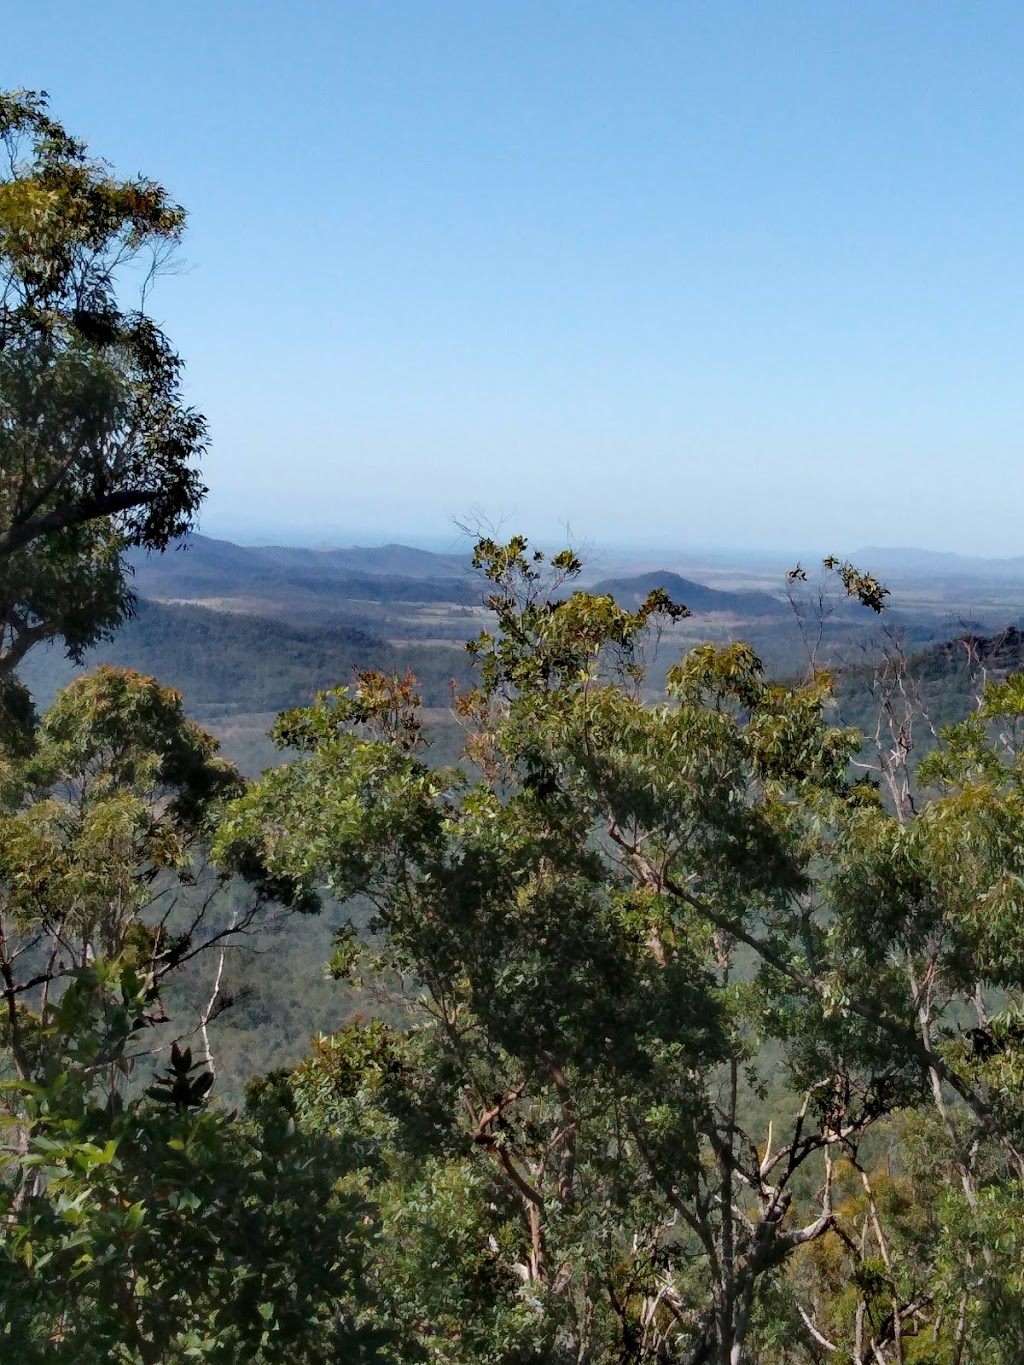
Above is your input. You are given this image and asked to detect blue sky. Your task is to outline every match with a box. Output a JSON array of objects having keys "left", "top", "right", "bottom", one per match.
[{"left": 8, "top": 3, "right": 1024, "bottom": 554}]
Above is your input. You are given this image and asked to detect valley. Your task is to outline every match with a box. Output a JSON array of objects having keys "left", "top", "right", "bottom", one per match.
[{"left": 21, "top": 532, "right": 1024, "bottom": 777}]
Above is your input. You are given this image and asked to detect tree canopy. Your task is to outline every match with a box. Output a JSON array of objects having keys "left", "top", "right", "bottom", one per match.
[
  {"left": 5, "top": 539, "right": 1024, "bottom": 1361},
  {"left": 0, "top": 88, "right": 206, "bottom": 678},
  {"left": 209, "top": 538, "right": 1024, "bottom": 1362}
]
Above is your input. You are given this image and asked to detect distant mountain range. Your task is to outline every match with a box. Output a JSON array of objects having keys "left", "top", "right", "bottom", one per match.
[
  {"left": 141, "top": 535, "right": 471, "bottom": 578},
  {"left": 132, "top": 538, "right": 803, "bottom": 620},
  {"left": 26, "top": 535, "right": 1024, "bottom": 780},
  {"left": 138, "top": 536, "right": 1024, "bottom": 605},
  {"left": 257, "top": 541, "right": 470, "bottom": 579},
  {"left": 589, "top": 570, "right": 789, "bottom": 617},
  {"left": 128, "top": 535, "right": 477, "bottom": 614},
  {"left": 850, "top": 547, "right": 1024, "bottom": 579}
]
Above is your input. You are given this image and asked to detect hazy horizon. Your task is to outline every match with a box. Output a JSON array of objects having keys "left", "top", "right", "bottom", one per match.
[{"left": 194, "top": 517, "right": 1024, "bottom": 572}]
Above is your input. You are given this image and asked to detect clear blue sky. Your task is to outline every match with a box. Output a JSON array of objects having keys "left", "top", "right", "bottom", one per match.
[{"left": 9, "top": 3, "right": 1024, "bottom": 555}]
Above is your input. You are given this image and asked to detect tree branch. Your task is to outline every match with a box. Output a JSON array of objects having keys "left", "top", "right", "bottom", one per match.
[{"left": 0, "top": 486, "right": 161, "bottom": 558}]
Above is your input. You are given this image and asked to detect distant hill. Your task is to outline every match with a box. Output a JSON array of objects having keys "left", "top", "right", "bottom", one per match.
[
  {"left": 589, "top": 570, "right": 789, "bottom": 618},
  {"left": 835, "top": 623, "right": 1024, "bottom": 740},
  {"left": 915, "top": 624, "right": 1024, "bottom": 682},
  {"left": 255, "top": 541, "right": 471, "bottom": 579},
  {"left": 851, "top": 546, "right": 1024, "bottom": 581},
  {"left": 127, "top": 535, "right": 478, "bottom": 612}
]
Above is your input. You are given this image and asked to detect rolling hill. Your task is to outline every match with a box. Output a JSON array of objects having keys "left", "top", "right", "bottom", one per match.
[
  {"left": 128, "top": 535, "right": 479, "bottom": 617},
  {"left": 589, "top": 570, "right": 790, "bottom": 617}
]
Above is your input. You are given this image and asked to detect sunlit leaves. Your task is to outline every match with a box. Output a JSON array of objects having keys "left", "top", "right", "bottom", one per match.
[{"left": 0, "top": 88, "right": 206, "bottom": 676}]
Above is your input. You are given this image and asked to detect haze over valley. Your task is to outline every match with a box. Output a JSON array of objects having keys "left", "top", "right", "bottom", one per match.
[{"left": 22, "top": 530, "right": 1024, "bottom": 777}]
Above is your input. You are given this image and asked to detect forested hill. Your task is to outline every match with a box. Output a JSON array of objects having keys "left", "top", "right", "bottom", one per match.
[
  {"left": 836, "top": 623, "right": 1024, "bottom": 736},
  {"left": 21, "top": 536, "right": 485, "bottom": 776},
  {"left": 920, "top": 623, "right": 1024, "bottom": 675},
  {"left": 24, "top": 534, "right": 1024, "bottom": 788},
  {"left": 20, "top": 598, "right": 470, "bottom": 717},
  {"left": 129, "top": 534, "right": 477, "bottom": 614},
  {"left": 589, "top": 569, "right": 789, "bottom": 617}
]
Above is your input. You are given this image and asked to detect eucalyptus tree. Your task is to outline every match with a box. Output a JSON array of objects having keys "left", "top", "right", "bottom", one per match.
[
  {"left": 218, "top": 537, "right": 922, "bottom": 1363},
  {"left": 0, "top": 667, "right": 395, "bottom": 1364},
  {"left": 795, "top": 668, "right": 1024, "bottom": 1361},
  {"left": 725, "top": 565, "right": 1024, "bottom": 1361},
  {"left": 0, "top": 89, "right": 205, "bottom": 678}
]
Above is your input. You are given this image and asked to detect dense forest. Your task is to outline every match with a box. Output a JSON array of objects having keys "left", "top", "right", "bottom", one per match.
[{"left": 4, "top": 89, "right": 1024, "bottom": 1365}]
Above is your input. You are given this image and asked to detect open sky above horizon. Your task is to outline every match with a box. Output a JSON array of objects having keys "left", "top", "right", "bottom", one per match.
[{"left": 9, "top": 3, "right": 1024, "bottom": 556}]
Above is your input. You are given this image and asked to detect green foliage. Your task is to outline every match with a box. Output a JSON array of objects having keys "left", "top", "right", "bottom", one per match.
[
  {"left": 788, "top": 556, "right": 890, "bottom": 615},
  {"left": 0, "top": 964, "right": 390, "bottom": 1363},
  {"left": 0, "top": 663, "right": 316, "bottom": 1088},
  {"left": 0, "top": 667, "right": 398, "bottom": 1361},
  {"left": 10, "top": 528, "right": 1024, "bottom": 1361},
  {"left": 0, "top": 88, "right": 205, "bottom": 676},
  {"left": 0, "top": 668, "right": 313, "bottom": 1071},
  {"left": 221, "top": 536, "right": 936, "bottom": 1363}
]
